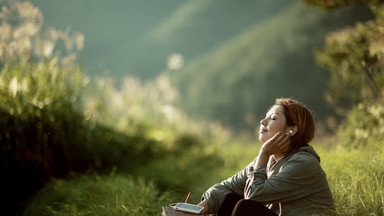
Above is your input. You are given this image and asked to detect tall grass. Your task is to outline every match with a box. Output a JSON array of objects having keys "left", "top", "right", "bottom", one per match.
[
  {"left": 318, "top": 146, "right": 384, "bottom": 215},
  {"left": 23, "top": 173, "right": 172, "bottom": 216}
]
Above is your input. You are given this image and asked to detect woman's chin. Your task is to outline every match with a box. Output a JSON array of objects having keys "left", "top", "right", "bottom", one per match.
[{"left": 259, "top": 134, "right": 269, "bottom": 143}]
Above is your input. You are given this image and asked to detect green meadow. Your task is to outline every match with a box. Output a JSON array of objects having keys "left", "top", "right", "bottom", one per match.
[{"left": 22, "top": 141, "right": 384, "bottom": 216}]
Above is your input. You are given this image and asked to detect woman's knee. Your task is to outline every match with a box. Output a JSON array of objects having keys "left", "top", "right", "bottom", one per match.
[
  {"left": 234, "top": 199, "right": 254, "bottom": 210},
  {"left": 232, "top": 199, "right": 277, "bottom": 216}
]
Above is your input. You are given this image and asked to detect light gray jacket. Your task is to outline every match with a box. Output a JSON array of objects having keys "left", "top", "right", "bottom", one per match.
[{"left": 202, "top": 145, "right": 335, "bottom": 216}]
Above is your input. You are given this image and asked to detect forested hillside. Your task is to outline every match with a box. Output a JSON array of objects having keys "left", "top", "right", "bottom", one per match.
[
  {"left": 172, "top": 2, "right": 372, "bottom": 131},
  {"left": 31, "top": 0, "right": 372, "bottom": 132}
]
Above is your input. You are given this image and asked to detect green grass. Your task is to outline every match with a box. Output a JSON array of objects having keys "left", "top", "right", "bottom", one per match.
[
  {"left": 23, "top": 141, "right": 384, "bottom": 216},
  {"left": 204, "top": 142, "right": 384, "bottom": 215},
  {"left": 318, "top": 146, "right": 384, "bottom": 216},
  {"left": 23, "top": 173, "right": 173, "bottom": 216}
]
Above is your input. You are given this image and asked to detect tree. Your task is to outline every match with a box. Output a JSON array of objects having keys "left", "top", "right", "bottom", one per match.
[{"left": 303, "top": 0, "right": 384, "bottom": 113}]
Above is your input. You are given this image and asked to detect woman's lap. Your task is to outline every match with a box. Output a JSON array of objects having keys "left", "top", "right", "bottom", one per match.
[{"left": 217, "top": 193, "right": 277, "bottom": 216}]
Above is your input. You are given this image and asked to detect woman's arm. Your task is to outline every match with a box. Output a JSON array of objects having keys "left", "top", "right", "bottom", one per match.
[
  {"left": 198, "top": 162, "right": 252, "bottom": 214},
  {"left": 247, "top": 151, "right": 326, "bottom": 204},
  {"left": 197, "top": 132, "right": 290, "bottom": 214}
]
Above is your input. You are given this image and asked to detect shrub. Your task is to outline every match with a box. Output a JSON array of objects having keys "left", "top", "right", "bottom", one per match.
[{"left": 336, "top": 100, "right": 384, "bottom": 149}]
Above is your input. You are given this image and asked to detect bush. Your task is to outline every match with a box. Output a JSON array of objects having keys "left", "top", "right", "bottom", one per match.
[
  {"left": 0, "top": 62, "right": 90, "bottom": 214},
  {"left": 0, "top": 61, "right": 170, "bottom": 215},
  {"left": 336, "top": 100, "right": 384, "bottom": 149}
]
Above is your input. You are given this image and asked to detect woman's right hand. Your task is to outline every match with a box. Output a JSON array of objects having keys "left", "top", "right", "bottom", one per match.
[
  {"left": 260, "top": 131, "right": 291, "bottom": 156},
  {"left": 197, "top": 200, "right": 209, "bottom": 215},
  {"left": 255, "top": 131, "right": 291, "bottom": 170}
]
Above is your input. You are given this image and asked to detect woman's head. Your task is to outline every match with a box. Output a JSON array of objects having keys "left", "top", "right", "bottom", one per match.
[{"left": 259, "top": 98, "right": 315, "bottom": 147}]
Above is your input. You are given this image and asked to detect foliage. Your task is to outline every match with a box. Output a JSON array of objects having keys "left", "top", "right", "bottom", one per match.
[
  {"left": 303, "top": 0, "right": 384, "bottom": 149},
  {"left": 0, "top": 51, "right": 170, "bottom": 216},
  {"left": 0, "top": 1, "right": 83, "bottom": 68},
  {"left": 312, "top": 6, "right": 384, "bottom": 112},
  {"left": 82, "top": 72, "right": 231, "bottom": 152},
  {"left": 0, "top": 3, "right": 93, "bottom": 208},
  {"left": 0, "top": 62, "right": 85, "bottom": 175},
  {"left": 335, "top": 100, "right": 384, "bottom": 149},
  {"left": 0, "top": 1, "right": 168, "bottom": 214}
]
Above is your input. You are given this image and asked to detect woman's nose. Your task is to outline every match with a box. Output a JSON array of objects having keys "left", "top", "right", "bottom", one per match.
[{"left": 260, "top": 118, "right": 266, "bottom": 125}]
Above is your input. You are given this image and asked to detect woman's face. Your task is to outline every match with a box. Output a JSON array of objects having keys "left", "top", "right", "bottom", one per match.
[{"left": 259, "top": 105, "right": 288, "bottom": 142}]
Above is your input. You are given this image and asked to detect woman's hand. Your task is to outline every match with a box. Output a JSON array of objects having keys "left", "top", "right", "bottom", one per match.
[
  {"left": 197, "top": 200, "right": 209, "bottom": 215},
  {"left": 255, "top": 131, "right": 291, "bottom": 169},
  {"left": 260, "top": 131, "right": 291, "bottom": 156}
]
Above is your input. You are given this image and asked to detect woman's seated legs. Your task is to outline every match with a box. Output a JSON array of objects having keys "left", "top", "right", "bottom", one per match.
[
  {"left": 217, "top": 193, "right": 243, "bottom": 216},
  {"left": 217, "top": 193, "right": 277, "bottom": 216},
  {"left": 232, "top": 199, "right": 277, "bottom": 216}
]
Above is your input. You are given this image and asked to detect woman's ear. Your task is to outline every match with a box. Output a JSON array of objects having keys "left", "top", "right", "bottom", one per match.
[{"left": 290, "top": 126, "right": 298, "bottom": 135}]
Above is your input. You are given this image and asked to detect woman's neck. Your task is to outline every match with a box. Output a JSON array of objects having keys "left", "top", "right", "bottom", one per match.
[{"left": 272, "top": 154, "right": 284, "bottom": 161}]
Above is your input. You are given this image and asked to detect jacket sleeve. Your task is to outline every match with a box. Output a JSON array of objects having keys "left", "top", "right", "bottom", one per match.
[
  {"left": 246, "top": 152, "right": 327, "bottom": 204},
  {"left": 201, "top": 161, "right": 254, "bottom": 214}
]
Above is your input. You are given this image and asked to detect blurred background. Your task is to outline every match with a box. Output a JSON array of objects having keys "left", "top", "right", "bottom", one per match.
[{"left": 29, "top": 0, "right": 372, "bottom": 134}]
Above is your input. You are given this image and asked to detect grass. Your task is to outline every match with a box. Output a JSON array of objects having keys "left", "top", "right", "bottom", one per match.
[
  {"left": 197, "top": 140, "right": 382, "bottom": 215},
  {"left": 22, "top": 140, "right": 258, "bottom": 216},
  {"left": 318, "top": 146, "right": 384, "bottom": 216},
  {"left": 23, "top": 172, "right": 173, "bottom": 216},
  {"left": 22, "top": 140, "right": 383, "bottom": 216}
]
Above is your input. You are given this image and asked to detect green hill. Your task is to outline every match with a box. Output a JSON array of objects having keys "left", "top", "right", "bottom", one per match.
[{"left": 172, "top": 1, "right": 372, "bottom": 131}]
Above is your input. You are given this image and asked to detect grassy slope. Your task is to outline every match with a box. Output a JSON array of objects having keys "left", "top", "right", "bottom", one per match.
[{"left": 24, "top": 139, "right": 384, "bottom": 216}]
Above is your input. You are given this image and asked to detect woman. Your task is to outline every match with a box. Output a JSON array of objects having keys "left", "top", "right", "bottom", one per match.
[{"left": 197, "top": 98, "right": 335, "bottom": 216}]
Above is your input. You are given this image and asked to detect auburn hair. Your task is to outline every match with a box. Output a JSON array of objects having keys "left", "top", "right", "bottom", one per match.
[{"left": 273, "top": 98, "right": 315, "bottom": 147}]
